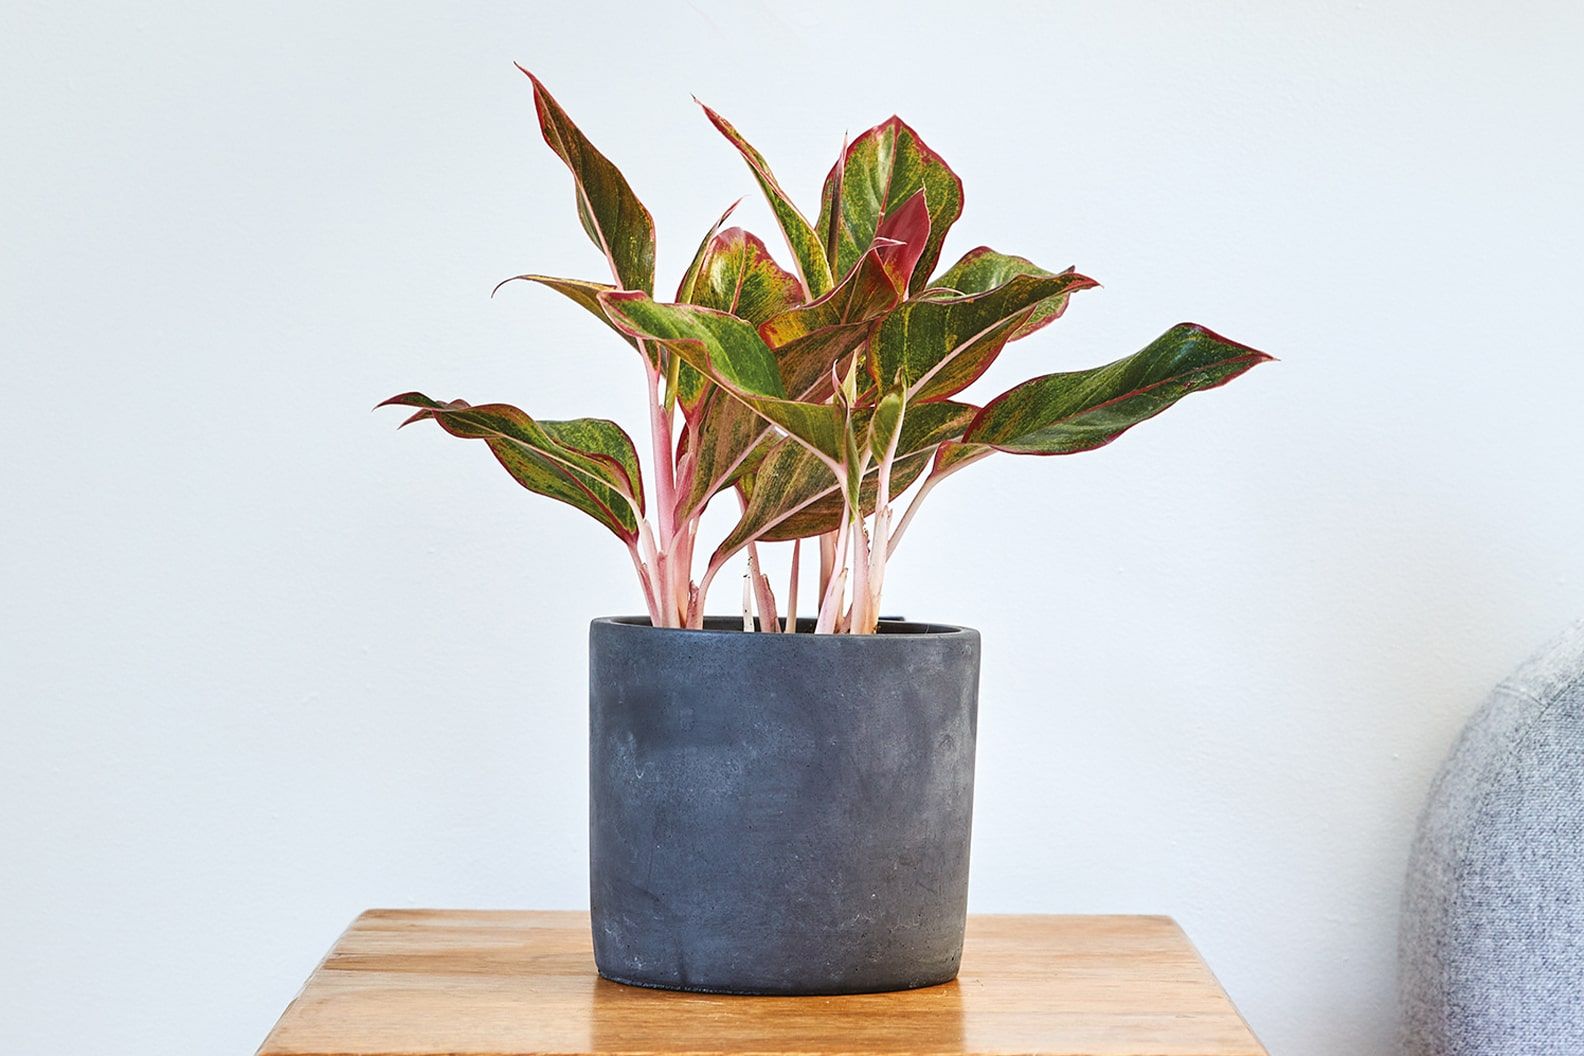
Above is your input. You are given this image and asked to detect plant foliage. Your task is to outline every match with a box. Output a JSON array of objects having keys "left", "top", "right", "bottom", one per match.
[{"left": 383, "top": 69, "right": 1272, "bottom": 633}]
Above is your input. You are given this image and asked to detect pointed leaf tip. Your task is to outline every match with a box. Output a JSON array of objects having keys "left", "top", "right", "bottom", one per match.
[
  {"left": 377, "top": 391, "right": 443, "bottom": 411},
  {"left": 961, "top": 322, "right": 1273, "bottom": 458},
  {"left": 1174, "top": 322, "right": 1274, "bottom": 362},
  {"left": 699, "top": 102, "right": 834, "bottom": 299},
  {"left": 523, "top": 68, "right": 656, "bottom": 296},
  {"left": 495, "top": 273, "right": 642, "bottom": 353}
]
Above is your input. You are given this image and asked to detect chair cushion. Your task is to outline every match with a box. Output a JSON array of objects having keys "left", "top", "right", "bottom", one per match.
[{"left": 1401, "top": 620, "right": 1584, "bottom": 1055}]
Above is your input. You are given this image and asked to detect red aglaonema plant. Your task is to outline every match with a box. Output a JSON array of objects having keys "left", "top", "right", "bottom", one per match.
[{"left": 382, "top": 67, "right": 1271, "bottom": 634}]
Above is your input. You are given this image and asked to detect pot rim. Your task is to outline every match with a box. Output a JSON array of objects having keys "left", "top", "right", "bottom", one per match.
[{"left": 592, "top": 615, "right": 978, "bottom": 639}]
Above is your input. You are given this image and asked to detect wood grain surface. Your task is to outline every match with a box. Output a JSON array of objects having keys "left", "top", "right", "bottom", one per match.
[{"left": 257, "top": 910, "right": 1266, "bottom": 1056}]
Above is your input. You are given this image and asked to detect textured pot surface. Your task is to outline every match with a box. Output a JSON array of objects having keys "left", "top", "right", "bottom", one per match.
[{"left": 588, "top": 616, "right": 981, "bottom": 995}]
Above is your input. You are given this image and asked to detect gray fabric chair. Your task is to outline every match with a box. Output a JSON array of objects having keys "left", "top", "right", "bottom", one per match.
[{"left": 1401, "top": 620, "right": 1584, "bottom": 1055}]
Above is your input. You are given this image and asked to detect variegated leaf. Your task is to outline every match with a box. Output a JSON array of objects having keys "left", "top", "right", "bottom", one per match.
[
  {"left": 955, "top": 323, "right": 1272, "bottom": 458},
  {"left": 930, "top": 248, "right": 1082, "bottom": 341},
  {"left": 771, "top": 322, "right": 869, "bottom": 403},
  {"left": 686, "top": 227, "right": 805, "bottom": 326},
  {"left": 870, "top": 271, "right": 1098, "bottom": 401},
  {"left": 767, "top": 447, "right": 928, "bottom": 542},
  {"left": 675, "top": 200, "right": 740, "bottom": 303},
  {"left": 597, "top": 292, "right": 845, "bottom": 461},
  {"left": 759, "top": 189, "right": 930, "bottom": 348},
  {"left": 673, "top": 391, "right": 771, "bottom": 521},
  {"left": 379, "top": 392, "right": 643, "bottom": 540},
  {"left": 671, "top": 258, "right": 859, "bottom": 525},
  {"left": 671, "top": 227, "right": 808, "bottom": 414},
  {"left": 666, "top": 200, "right": 743, "bottom": 411},
  {"left": 870, "top": 390, "right": 904, "bottom": 462},
  {"left": 816, "top": 117, "right": 964, "bottom": 292},
  {"left": 930, "top": 438, "right": 989, "bottom": 475},
  {"left": 717, "top": 400, "right": 976, "bottom": 556},
  {"left": 674, "top": 303, "right": 855, "bottom": 524},
  {"left": 520, "top": 67, "right": 655, "bottom": 295},
  {"left": 697, "top": 101, "right": 834, "bottom": 298}
]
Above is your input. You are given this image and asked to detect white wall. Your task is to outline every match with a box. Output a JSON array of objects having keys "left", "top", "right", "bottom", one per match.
[{"left": 4, "top": 2, "right": 1583, "bottom": 1052}]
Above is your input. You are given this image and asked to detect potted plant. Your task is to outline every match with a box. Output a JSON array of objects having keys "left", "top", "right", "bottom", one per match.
[{"left": 382, "top": 67, "right": 1270, "bottom": 995}]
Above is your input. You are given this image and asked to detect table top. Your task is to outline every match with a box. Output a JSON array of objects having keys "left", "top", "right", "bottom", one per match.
[{"left": 257, "top": 910, "right": 1266, "bottom": 1056}]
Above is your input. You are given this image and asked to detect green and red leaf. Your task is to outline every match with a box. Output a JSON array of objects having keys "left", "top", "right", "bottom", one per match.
[
  {"left": 671, "top": 295, "right": 855, "bottom": 524},
  {"left": 380, "top": 392, "right": 644, "bottom": 541},
  {"left": 955, "top": 323, "right": 1272, "bottom": 458},
  {"left": 520, "top": 67, "right": 656, "bottom": 296},
  {"left": 869, "top": 270, "right": 1099, "bottom": 400},
  {"left": 929, "top": 248, "right": 1084, "bottom": 341},
  {"left": 698, "top": 101, "right": 834, "bottom": 298},
  {"left": 816, "top": 116, "right": 964, "bottom": 292},
  {"left": 597, "top": 292, "right": 846, "bottom": 461},
  {"left": 757, "top": 189, "right": 930, "bottom": 348},
  {"left": 674, "top": 226, "right": 808, "bottom": 412},
  {"left": 386, "top": 88, "right": 1276, "bottom": 622},
  {"left": 675, "top": 200, "right": 741, "bottom": 303},
  {"left": 684, "top": 227, "right": 806, "bottom": 326},
  {"left": 716, "top": 400, "right": 976, "bottom": 557},
  {"left": 770, "top": 322, "right": 868, "bottom": 404},
  {"left": 664, "top": 228, "right": 842, "bottom": 522},
  {"left": 667, "top": 200, "right": 744, "bottom": 410},
  {"left": 673, "top": 392, "right": 773, "bottom": 521}
]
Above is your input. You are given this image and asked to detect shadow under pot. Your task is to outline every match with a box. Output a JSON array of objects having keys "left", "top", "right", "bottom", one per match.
[{"left": 587, "top": 615, "right": 981, "bottom": 995}]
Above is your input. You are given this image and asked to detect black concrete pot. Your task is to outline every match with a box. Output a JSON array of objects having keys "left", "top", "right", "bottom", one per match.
[{"left": 588, "top": 615, "right": 981, "bottom": 995}]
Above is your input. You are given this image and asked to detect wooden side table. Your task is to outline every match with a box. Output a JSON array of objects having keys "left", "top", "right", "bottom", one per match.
[{"left": 257, "top": 910, "right": 1266, "bottom": 1056}]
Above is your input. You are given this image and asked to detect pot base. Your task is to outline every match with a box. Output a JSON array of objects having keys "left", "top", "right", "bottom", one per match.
[{"left": 595, "top": 968, "right": 961, "bottom": 997}]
